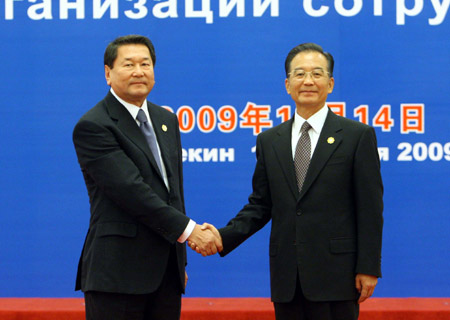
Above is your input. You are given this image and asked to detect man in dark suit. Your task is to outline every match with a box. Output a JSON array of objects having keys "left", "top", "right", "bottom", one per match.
[
  {"left": 196, "top": 43, "right": 383, "bottom": 319},
  {"left": 73, "top": 34, "right": 222, "bottom": 320}
]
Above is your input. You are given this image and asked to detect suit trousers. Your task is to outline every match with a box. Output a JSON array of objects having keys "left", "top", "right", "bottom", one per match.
[
  {"left": 273, "top": 274, "right": 359, "bottom": 320},
  {"left": 84, "top": 248, "right": 182, "bottom": 320}
]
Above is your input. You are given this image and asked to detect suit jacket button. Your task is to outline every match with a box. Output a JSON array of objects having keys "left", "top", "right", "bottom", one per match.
[{"left": 296, "top": 211, "right": 302, "bottom": 216}]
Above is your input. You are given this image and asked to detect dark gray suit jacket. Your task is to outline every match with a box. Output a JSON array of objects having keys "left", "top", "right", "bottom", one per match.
[
  {"left": 73, "top": 91, "right": 189, "bottom": 294},
  {"left": 219, "top": 109, "right": 383, "bottom": 303}
]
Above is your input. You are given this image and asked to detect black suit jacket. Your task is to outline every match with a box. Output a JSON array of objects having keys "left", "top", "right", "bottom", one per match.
[
  {"left": 73, "top": 92, "right": 189, "bottom": 294},
  {"left": 219, "top": 109, "right": 383, "bottom": 303}
]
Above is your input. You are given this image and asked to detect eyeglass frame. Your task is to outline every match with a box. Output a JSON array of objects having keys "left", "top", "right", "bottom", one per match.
[{"left": 287, "top": 68, "right": 331, "bottom": 81}]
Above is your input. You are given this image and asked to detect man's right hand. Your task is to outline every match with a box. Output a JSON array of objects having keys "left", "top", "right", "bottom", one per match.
[{"left": 187, "top": 224, "right": 223, "bottom": 256}]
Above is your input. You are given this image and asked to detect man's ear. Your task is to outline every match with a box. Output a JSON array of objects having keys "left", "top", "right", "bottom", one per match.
[
  {"left": 327, "top": 76, "right": 335, "bottom": 94},
  {"left": 285, "top": 78, "right": 291, "bottom": 94},
  {"left": 105, "top": 65, "right": 111, "bottom": 86}
]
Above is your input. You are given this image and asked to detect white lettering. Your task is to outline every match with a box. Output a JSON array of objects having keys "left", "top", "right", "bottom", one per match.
[
  {"left": 185, "top": 0, "right": 213, "bottom": 24},
  {"left": 253, "top": 0, "right": 279, "bottom": 17},
  {"left": 60, "top": 0, "right": 85, "bottom": 19},
  {"left": 378, "top": 147, "right": 389, "bottom": 161},
  {"left": 219, "top": 148, "right": 235, "bottom": 162},
  {"left": 303, "top": 0, "right": 329, "bottom": 17},
  {"left": 374, "top": 0, "right": 383, "bottom": 15},
  {"left": 3, "top": 0, "right": 445, "bottom": 24},
  {"left": 93, "top": 0, "right": 118, "bottom": 19},
  {"left": 396, "top": 0, "right": 423, "bottom": 25},
  {"left": 413, "top": 143, "right": 428, "bottom": 161},
  {"left": 182, "top": 148, "right": 235, "bottom": 162},
  {"left": 398, "top": 142, "right": 450, "bottom": 161},
  {"left": 428, "top": 142, "right": 444, "bottom": 161},
  {"left": 203, "top": 148, "right": 218, "bottom": 162},
  {"left": 219, "top": 0, "right": 244, "bottom": 17},
  {"left": 335, "top": 0, "right": 362, "bottom": 17},
  {"left": 5, "top": 0, "right": 23, "bottom": 20},
  {"left": 429, "top": 0, "right": 449, "bottom": 25},
  {"left": 397, "top": 143, "right": 412, "bottom": 161},
  {"left": 153, "top": 0, "right": 178, "bottom": 18},
  {"left": 124, "top": 0, "right": 148, "bottom": 19},
  {"left": 188, "top": 148, "right": 203, "bottom": 162},
  {"left": 28, "top": 0, "right": 52, "bottom": 20},
  {"left": 445, "top": 142, "right": 450, "bottom": 161}
]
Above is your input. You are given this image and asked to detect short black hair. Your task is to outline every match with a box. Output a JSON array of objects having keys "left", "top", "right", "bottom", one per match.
[
  {"left": 104, "top": 35, "right": 156, "bottom": 68},
  {"left": 284, "top": 43, "right": 334, "bottom": 77}
]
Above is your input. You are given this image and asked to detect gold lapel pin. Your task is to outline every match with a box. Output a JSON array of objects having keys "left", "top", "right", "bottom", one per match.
[
  {"left": 162, "top": 125, "right": 167, "bottom": 132},
  {"left": 327, "top": 137, "right": 335, "bottom": 144}
]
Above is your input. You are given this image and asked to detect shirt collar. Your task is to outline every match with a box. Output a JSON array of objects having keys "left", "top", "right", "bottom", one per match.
[
  {"left": 110, "top": 88, "right": 149, "bottom": 122},
  {"left": 293, "top": 104, "right": 329, "bottom": 135}
]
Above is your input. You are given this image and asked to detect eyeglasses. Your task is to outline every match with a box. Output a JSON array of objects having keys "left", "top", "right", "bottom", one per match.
[{"left": 288, "top": 69, "right": 330, "bottom": 81}]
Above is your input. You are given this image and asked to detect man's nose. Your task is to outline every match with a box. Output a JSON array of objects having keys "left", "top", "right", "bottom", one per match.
[
  {"left": 133, "top": 65, "right": 144, "bottom": 76},
  {"left": 303, "top": 72, "right": 315, "bottom": 84},
  {"left": 303, "top": 76, "right": 314, "bottom": 84}
]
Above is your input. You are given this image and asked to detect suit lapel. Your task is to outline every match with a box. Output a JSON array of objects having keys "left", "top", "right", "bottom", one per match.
[
  {"left": 272, "top": 118, "right": 299, "bottom": 199},
  {"left": 105, "top": 92, "right": 165, "bottom": 181},
  {"left": 298, "top": 109, "right": 342, "bottom": 201}
]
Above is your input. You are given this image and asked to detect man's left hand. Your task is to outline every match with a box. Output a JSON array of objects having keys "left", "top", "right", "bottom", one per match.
[{"left": 355, "top": 273, "right": 378, "bottom": 304}]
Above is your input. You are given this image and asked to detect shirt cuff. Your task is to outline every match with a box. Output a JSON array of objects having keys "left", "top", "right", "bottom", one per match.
[{"left": 177, "top": 219, "right": 196, "bottom": 243}]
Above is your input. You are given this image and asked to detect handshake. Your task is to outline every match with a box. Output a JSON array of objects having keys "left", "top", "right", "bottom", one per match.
[{"left": 187, "top": 223, "right": 222, "bottom": 256}]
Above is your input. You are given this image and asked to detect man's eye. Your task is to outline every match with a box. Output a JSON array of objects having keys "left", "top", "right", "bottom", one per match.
[{"left": 296, "top": 72, "right": 305, "bottom": 77}]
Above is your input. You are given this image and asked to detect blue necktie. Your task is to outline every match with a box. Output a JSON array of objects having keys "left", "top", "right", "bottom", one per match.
[{"left": 136, "top": 109, "right": 163, "bottom": 175}]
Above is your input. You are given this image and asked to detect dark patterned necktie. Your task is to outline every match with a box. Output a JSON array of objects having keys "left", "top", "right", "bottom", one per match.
[
  {"left": 136, "top": 109, "right": 163, "bottom": 174},
  {"left": 294, "top": 121, "right": 312, "bottom": 193}
]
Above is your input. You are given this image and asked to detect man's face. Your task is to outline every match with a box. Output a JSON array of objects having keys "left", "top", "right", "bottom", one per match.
[
  {"left": 105, "top": 44, "right": 155, "bottom": 107},
  {"left": 285, "top": 51, "right": 334, "bottom": 114}
]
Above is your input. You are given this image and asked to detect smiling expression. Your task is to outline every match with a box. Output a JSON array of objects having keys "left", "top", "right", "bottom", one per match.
[
  {"left": 285, "top": 51, "right": 334, "bottom": 118},
  {"left": 105, "top": 44, "right": 155, "bottom": 107}
]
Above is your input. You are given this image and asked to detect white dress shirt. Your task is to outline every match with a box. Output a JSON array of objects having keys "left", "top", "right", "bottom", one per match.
[{"left": 291, "top": 105, "right": 329, "bottom": 160}]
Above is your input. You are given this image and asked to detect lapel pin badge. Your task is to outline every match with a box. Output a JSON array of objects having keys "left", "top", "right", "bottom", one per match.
[
  {"left": 162, "top": 124, "right": 167, "bottom": 132},
  {"left": 327, "top": 137, "right": 335, "bottom": 144}
]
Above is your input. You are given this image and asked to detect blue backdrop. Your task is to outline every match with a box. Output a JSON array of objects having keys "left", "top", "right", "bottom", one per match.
[{"left": 1, "top": 0, "right": 449, "bottom": 298}]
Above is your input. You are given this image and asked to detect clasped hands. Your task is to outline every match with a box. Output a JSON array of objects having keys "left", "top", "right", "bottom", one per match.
[{"left": 187, "top": 223, "right": 222, "bottom": 256}]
